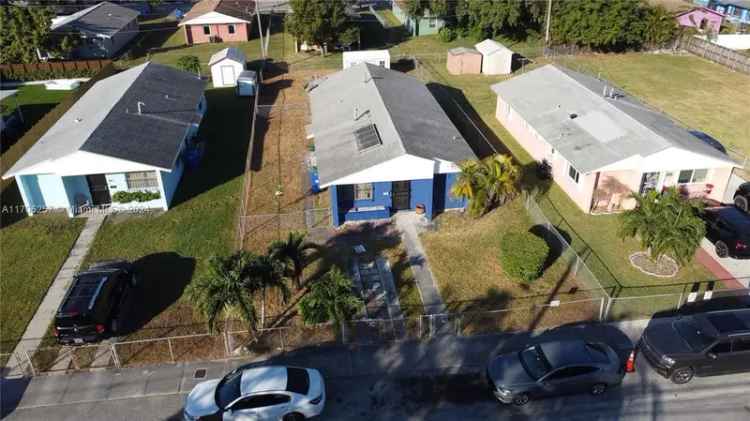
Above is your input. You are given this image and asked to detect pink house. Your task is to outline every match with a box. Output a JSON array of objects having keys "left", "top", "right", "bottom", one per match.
[
  {"left": 178, "top": 0, "right": 254, "bottom": 45},
  {"left": 491, "top": 65, "right": 739, "bottom": 214},
  {"left": 676, "top": 7, "right": 725, "bottom": 32}
]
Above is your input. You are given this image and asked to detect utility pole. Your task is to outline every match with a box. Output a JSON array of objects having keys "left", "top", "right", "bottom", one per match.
[
  {"left": 253, "top": 1, "right": 265, "bottom": 59},
  {"left": 544, "top": 0, "right": 553, "bottom": 47}
]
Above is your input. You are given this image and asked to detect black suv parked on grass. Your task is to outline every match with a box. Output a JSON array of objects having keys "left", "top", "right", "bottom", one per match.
[
  {"left": 54, "top": 260, "right": 137, "bottom": 345},
  {"left": 638, "top": 309, "right": 750, "bottom": 384},
  {"left": 699, "top": 206, "right": 750, "bottom": 258}
]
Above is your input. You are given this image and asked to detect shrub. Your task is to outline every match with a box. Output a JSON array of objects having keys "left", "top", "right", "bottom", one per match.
[
  {"left": 112, "top": 190, "right": 161, "bottom": 203},
  {"left": 500, "top": 232, "right": 549, "bottom": 282},
  {"left": 438, "top": 27, "right": 456, "bottom": 43}
]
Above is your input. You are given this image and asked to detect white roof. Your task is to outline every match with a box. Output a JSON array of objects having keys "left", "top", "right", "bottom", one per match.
[
  {"left": 50, "top": 3, "right": 100, "bottom": 30},
  {"left": 240, "top": 366, "right": 287, "bottom": 394},
  {"left": 209, "top": 47, "right": 246, "bottom": 66},
  {"left": 342, "top": 50, "right": 390, "bottom": 60},
  {"left": 475, "top": 39, "right": 513, "bottom": 56},
  {"left": 179, "top": 11, "right": 251, "bottom": 26}
]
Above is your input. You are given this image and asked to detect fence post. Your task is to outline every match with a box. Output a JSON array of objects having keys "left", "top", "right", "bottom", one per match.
[
  {"left": 111, "top": 344, "right": 121, "bottom": 369},
  {"left": 224, "top": 331, "right": 231, "bottom": 356},
  {"left": 279, "top": 330, "right": 286, "bottom": 352},
  {"left": 598, "top": 296, "right": 606, "bottom": 322},
  {"left": 602, "top": 297, "right": 614, "bottom": 322},
  {"left": 676, "top": 292, "right": 684, "bottom": 311},
  {"left": 167, "top": 338, "right": 175, "bottom": 363},
  {"left": 456, "top": 315, "right": 462, "bottom": 337},
  {"left": 23, "top": 350, "right": 36, "bottom": 377}
]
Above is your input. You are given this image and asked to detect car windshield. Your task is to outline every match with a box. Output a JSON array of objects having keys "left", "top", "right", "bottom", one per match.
[
  {"left": 674, "top": 320, "right": 716, "bottom": 351},
  {"left": 519, "top": 345, "right": 552, "bottom": 380},
  {"left": 215, "top": 370, "right": 243, "bottom": 409}
]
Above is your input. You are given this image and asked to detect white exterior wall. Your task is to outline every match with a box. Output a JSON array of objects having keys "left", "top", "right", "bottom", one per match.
[
  {"left": 343, "top": 51, "right": 391, "bottom": 69},
  {"left": 211, "top": 59, "right": 245, "bottom": 88},
  {"left": 482, "top": 51, "right": 513, "bottom": 75}
]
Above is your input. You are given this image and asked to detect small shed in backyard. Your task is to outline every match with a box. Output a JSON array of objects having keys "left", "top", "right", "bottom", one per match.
[
  {"left": 209, "top": 47, "right": 246, "bottom": 88},
  {"left": 446, "top": 47, "right": 482, "bottom": 75},
  {"left": 475, "top": 39, "right": 514, "bottom": 75}
]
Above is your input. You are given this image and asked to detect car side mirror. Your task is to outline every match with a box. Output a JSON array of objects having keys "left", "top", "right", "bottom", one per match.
[{"left": 707, "top": 352, "right": 718, "bottom": 360}]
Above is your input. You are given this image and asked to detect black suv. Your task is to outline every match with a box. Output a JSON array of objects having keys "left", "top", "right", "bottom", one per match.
[
  {"left": 638, "top": 309, "right": 750, "bottom": 384},
  {"left": 735, "top": 182, "right": 750, "bottom": 214},
  {"left": 699, "top": 206, "right": 750, "bottom": 258},
  {"left": 54, "top": 260, "right": 137, "bottom": 345}
]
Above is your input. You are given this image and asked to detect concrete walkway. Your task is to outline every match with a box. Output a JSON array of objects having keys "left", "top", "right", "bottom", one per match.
[
  {"left": 698, "top": 239, "right": 750, "bottom": 288},
  {"left": 394, "top": 212, "right": 446, "bottom": 314},
  {"left": 8, "top": 213, "right": 106, "bottom": 371}
]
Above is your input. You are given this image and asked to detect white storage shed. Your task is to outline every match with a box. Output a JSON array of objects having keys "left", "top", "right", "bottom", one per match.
[
  {"left": 209, "top": 47, "right": 246, "bottom": 88},
  {"left": 475, "top": 39, "right": 514, "bottom": 75},
  {"left": 342, "top": 50, "right": 391, "bottom": 69}
]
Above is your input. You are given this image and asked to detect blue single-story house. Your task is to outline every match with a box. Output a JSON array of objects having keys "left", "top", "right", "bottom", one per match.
[
  {"left": 307, "top": 63, "right": 476, "bottom": 226},
  {"left": 2, "top": 62, "right": 206, "bottom": 217}
]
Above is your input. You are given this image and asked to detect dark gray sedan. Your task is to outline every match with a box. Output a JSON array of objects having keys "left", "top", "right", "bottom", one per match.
[{"left": 486, "top": 339, "right": 625, "bottom": 406}]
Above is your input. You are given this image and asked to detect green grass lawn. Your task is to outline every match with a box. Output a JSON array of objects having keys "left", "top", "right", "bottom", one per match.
[
  {"left": 1, "top": 85, "right": 70, "bottom": 118},
  {"left": 82, "top": 88, "right": 251, "bottom": 339},
  {"left": 0, "top": 214, "right": 85, "bottom": 358}
]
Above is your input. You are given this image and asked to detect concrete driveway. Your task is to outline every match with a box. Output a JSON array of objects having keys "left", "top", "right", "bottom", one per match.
[{"left": 700, "top": 239, "right": 750, "bottom": 287}]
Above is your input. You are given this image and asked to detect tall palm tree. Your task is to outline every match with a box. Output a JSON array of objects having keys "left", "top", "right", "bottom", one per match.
[
  {"left": 619, "top": 187, "right": 706, "bottom": 266},
  {"left": 298, "top": 267, "right": 362, "bottom": 331},
  {"left": 187, "top": 252, "right": 257, "bottom": 335},
  {"left": 451, "top": 154, "right": 520, "bottom": 217},
  {"left": 268, "top": 231, "right": 314, "bottom": 290},
  {"left": 244, "top": 254, "right": 290, "bottom": 328}
]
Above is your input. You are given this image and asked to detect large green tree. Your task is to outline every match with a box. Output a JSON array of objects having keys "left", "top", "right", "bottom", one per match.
[
  {"left": 451, "top": 154, "right": 520, "bottom": 217},
  {"left": 619, "top": 187, "right": 706, "bottom": 265},
  {"left": 286, "top": 0, "right": 349, "bottom": 54},
  {"left": 298, "top": 267, "right": 362, "bottom": 331},
  {"left": 455, "top": 0, "right": 528, "bottom": 39},
  {"left": 0, "top": 5, "right": 77, "bottom": 63}
]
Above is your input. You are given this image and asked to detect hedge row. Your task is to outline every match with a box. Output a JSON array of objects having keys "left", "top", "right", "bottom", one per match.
[
  {"left": 0, "top": 67, "right": 101, "bottom": 82},
  {"left": 112, "top": 190, "right": 161, "bottom": 203},
  {"left": 1, "top": 64, "right": 119, "bottom": 195}
]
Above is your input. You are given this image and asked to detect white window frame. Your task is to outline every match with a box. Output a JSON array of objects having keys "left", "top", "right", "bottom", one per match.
[
  {"left": 125, "top": 171, "right": 159, "bottom": 190},
  {"left": 677, "top": 169, "right": 708, "bottom": 185},
  {"left": 354, "top": 183, "right": 373, "bottom": 200}
]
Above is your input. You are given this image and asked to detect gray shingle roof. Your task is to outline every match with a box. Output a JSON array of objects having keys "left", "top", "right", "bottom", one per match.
[
  {"left": 490, "top": 64, "right": 736, "bottom": 173},
  {"left": 4, "top": 62, "right": 205, "bottom": 177},
  {"left": 51, "top": 2, "right": 139, "bottom": 36},
  {"left": 209, "top": 47, "right": 246, "bottom": 66},
  {"left": 308, "top": 63, "right": 476, "bottom": 186}
]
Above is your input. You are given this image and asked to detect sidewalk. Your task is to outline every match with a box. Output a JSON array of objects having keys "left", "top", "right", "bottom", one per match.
[
  {"left": 1, "top": 319, "right": 649, "bottom": 414},
  {"left": 697, "top": 239, "right": 750, "bottom": 288},
  {"left": 8, "top": 213, "right": 106, "bottom": 374},
  {"left": 394, "top": 212, "right": 446, "bottom": 314}
]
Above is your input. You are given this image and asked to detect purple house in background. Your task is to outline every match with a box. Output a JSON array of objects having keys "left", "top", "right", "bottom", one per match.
[{"left": 676, "top": 7, "right": 725, "bottom": 32}]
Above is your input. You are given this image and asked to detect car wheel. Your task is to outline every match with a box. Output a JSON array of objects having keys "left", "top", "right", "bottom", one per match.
[
  {"left": 735, "top": 195, "right": 749, "bottom": 213},
  {"left": 715, "top": 241, "right": 730, "bottom": 258},
  {"left": 512, "top": 393, "right": 530, "bottom": 406},
  {"left": 670, "top": 367, "right": 694, "bottom": 384},
  {"left": 591, "top": 383, "right": 607, "bottom": 395},
  {"left": 282, "top": 413, "right": 305, "bottom": 421}
]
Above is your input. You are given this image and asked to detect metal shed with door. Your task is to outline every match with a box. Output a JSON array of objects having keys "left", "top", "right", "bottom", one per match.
[
  {"left": 475, "top": 39, "right": 515, "bottom": 75},
  {"left": 209, "top": 47, "right": 246, "bottom": 88},
  {"left": 446, "top": 47, "right": 482, "bottom": 75}
]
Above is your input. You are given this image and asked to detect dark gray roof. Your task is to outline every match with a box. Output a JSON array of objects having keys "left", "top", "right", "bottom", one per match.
[
  {"left": 4, "top": 62, "right": 205, "bottom": 177},
  {"left": 491, "top": 64, "right": 736, "bottom": 173},
  {"left": 51, "top": 2, "right": 140, "bottom": 36},
  {"left": 308, "top": 63, "right": 475, "bottom": 185}
]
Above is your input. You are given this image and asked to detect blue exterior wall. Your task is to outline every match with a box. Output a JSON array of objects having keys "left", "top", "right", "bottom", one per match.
[
  {"left": 62, "top": 175, "right": 92, "bottom": 211},
  {"left": 433, "top": 172, "right": 467, "bottom": 213},
  {"left": 17, "top": 175, "right": 46, "bottom": 211},
  {"left": 409, "top": 178, "right": 433, "bottom": 219},
  {"left": 160, "top": 157, "right": 184, "bottom": 207},
  {"left": 337, "top": 181, "right": 392, "bottom": 223}
]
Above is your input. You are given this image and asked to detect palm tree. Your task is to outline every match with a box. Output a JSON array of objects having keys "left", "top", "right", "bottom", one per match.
[
  {"left": 298, "top": 267, "right": 362, "bottom": 331},
  {"left": 187, "top": 252, "right": 257, "bottom": 335},
  {"left": 243, "top": 254, "right": 290, "bottom": 328},
  {"left": 176, "top": 55, "right": 201, "bottom": 76},
  {"left": 619, "top": 187, "right": 706, "bottom": 266},
  {"left": 451, "top": 154, "right": 520, "bottom": 217},
  {"left": 268, "top": 231, "right": 314, "bottom": 290}
]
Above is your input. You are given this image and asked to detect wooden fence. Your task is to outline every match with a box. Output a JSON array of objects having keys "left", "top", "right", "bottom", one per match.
[
  {"left": 0, "top": 59, "right": 112, "bottom": 74},
  {"left": 680, "top": 36, "right": 750, "bottom": 74}
]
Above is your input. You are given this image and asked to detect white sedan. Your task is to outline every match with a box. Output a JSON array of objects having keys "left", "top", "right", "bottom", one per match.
[{"left": 183, "top": 365, "right": 325, "bottom": 421}]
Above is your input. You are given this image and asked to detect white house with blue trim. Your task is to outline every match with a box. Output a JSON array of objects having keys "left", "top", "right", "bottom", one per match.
[
  {"left": 307, "top": 63, "right": 476, "bottom": 227},
  {"left": 2, "top": 62, "right": 206, "bottom": 217}
]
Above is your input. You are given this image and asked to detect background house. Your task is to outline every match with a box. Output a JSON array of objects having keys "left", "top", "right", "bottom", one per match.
[
  {"left": 491, "top": 64, "right": 738, "bottom": 214},
  {"left": 307, "top": 63, "right": 476, "bottom": 226},
  {"left": 475, "top": 39, "right": 515, "bottom": 75},
  {"left": 391, "top": 0, "right": 445, "bottom": 36},
  {"left": 676, "top": 6, "right": 725, "bottom": 31},
  {"left": 446, "top": 47, "right": 482, "bottom": 75},
  {"left": 179, "top": 0, "right": 255, "bottom": 45},
  {"left": 2, "top": 62, "right": 206, "bottom": 217},
  {"left": 49, "top": 1, "right": 139, "bottom": 59},
  {"left": 209, "top": 47, "right": 246, "bottom": 87},
  {"left": 702, "top": 0, "right": 750, "bottom": 26},
  {"left": 343, "top": 50, "right": 391, "bottom": 69}
]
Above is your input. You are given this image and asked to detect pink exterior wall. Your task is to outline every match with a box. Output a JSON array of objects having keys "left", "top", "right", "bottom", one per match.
[
  {"left": 184, "top": 22, "right": 250, "bottom": 45},
  {"left": 494, "top": 96, "right": 596, "bottom": 213},
  {"left": 446, "top": 53, "right": 482, "bottom": 75},
  {"left": 677, "top": 9, "right": 723, "bottom": 32}
]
